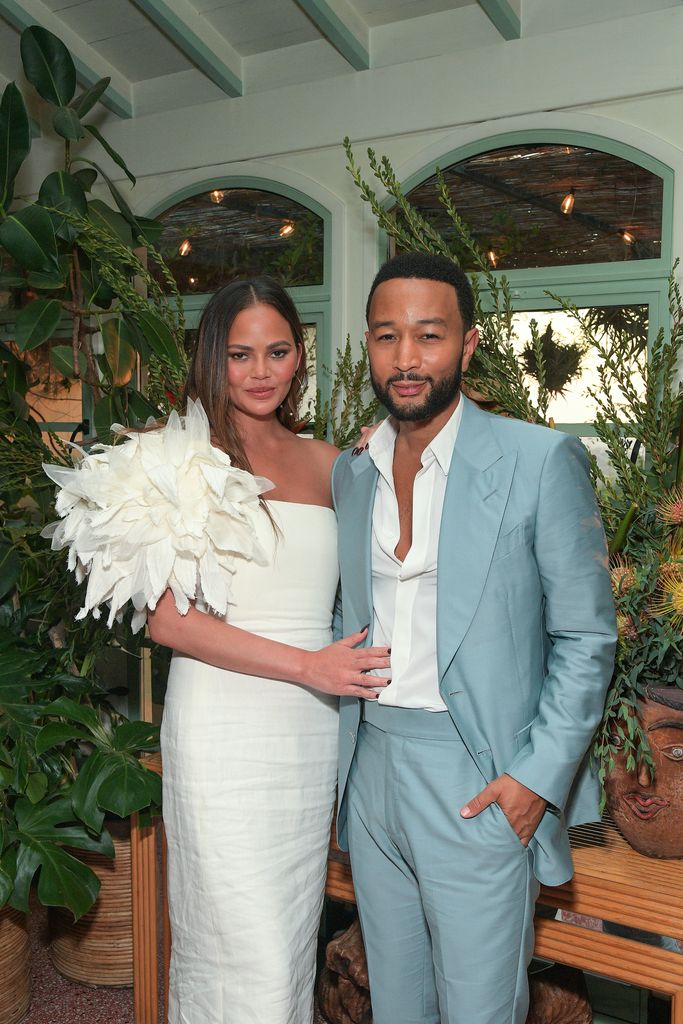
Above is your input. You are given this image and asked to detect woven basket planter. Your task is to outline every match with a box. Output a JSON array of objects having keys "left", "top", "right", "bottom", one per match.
[
  {"left": 49, "top": 820, "right": 133, "bottom": 987},
  {"left": 0, "top": 906, "right": 31, "bottom": 1024}
]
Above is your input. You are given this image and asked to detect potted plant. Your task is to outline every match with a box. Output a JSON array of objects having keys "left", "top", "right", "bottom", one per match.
[
  {"left": 0, "top": 24, "right": 186, "bottom": 1012},
  {"left": 342, "top": 139, "right": 683, "bottom": 857}
]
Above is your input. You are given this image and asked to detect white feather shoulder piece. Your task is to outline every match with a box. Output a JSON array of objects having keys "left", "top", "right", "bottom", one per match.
[{"left": 42, "top": 399, "right": 273, "bottom": 633}]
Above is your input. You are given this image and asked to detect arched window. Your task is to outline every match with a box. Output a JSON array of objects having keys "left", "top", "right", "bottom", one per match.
[
  {"left": 150, "top": 179, "right": 332, "bottom": 422},
  {"left": 393, "top": 132, "right": 672, "bottom": 440}
]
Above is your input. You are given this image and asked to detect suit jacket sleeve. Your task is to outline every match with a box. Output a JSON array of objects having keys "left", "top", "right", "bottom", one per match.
[{"left": 504, "top": 435, "right": 617, "bottom": 809}]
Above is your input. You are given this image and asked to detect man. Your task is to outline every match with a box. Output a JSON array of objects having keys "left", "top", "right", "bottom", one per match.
[{"left": 331, "top": 252, "right": 617, "bottom": 1024}]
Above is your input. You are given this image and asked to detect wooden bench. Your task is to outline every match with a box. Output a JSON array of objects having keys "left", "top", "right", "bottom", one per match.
[
  {"left": 327, "top": 818, "right": 683, "bottom": 1024},
  {"left": 131, "top": 764, "right": 683, "bottom": 1024}
]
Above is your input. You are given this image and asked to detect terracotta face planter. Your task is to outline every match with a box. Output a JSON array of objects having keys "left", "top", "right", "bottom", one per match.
[{"left": 605, "top": 687, "right": 683, "bottom": 858}]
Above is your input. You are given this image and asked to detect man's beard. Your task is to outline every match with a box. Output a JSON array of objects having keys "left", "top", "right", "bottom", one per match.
[{"left": 371, "top": 360, "right": 463, "bottom": 422}]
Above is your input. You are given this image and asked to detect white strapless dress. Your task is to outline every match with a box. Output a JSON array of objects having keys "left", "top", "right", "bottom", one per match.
[{"left": 161, "top": 501, "right": 339, "bottom": 1024}]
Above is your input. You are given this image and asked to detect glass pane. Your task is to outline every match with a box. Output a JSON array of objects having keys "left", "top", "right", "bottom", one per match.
[
  {"left": 300, "top": 323, "right": 318, "bottom": 427},
  {"left": 152, "top": 188, "right": 325, "bottom": 292},
  {"left": 403, "top": 144, "right": 663, "bottom": 270},
  {"left": 17, "top": 340, "right": 86, "bottom": 443},
  {"left": 502, "top": 303, "right": 647, "bottom": 425}
]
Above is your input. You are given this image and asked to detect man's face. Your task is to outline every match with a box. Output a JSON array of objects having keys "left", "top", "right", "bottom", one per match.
[{"left": 365, "top": 277, "right": 479, "bottom": 422}]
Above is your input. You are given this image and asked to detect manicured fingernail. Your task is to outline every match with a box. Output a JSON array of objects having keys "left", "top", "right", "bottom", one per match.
[
  {"left": 362, "top": 624, "right": 369, "bottom": 631},
  {"left": 461, "top": 807, "right": 472, "bottom": 818},
  {"left": 387, "top": 648, "right": 391, "bottom": 655}
]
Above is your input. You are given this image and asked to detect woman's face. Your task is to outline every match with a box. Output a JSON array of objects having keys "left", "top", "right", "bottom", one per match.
[{"left": 226, "top": 302, "right": 300, "bottom": 419}]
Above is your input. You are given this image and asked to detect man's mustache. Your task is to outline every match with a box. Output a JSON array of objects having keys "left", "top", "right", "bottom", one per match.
[{"left": 385, "top": 373, "right": 433, "bottom": 385}]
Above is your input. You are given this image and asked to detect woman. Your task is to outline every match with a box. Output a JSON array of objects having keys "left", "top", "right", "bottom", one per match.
[
  {"left": 46, "top": 278, "right": 389, "bottom": 1023},
  {"left": 153, "top": 279, "right": 390, "bottom": 1024}
]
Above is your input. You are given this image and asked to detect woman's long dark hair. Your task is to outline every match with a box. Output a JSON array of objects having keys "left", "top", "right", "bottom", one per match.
[{"left": 182, "top": 277, "right": 307, "bottom": 473}]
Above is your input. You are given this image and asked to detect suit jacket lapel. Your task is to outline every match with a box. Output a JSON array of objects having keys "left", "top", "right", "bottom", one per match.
[
  {"left": 339, "top": 452, "right": 378, "bottom": 635},
  {"left": 437, "top": 398, "right": 517, "bottom": 680}
]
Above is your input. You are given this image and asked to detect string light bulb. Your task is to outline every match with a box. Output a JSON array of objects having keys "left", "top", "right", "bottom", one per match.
[
  {"left": 620, "top": 230, "right": 636, "bottom": 245},
  {"left": 178, "top": 239, "right": 192, "bottom": 256},
  {"left": 188, "top": 276, "right": 198, "bottom": 286},
  {"left": 210, "top": 189, "right": 224, "bottom": 204},
  {"left": 487, "top": 249, "right": 498, "bottom": 269},
  {"left": 560, "top": 188, "right": 575, "bottom": 215},
  {"left": 279, "top": 220, "right": 295, "bottom": 238}
]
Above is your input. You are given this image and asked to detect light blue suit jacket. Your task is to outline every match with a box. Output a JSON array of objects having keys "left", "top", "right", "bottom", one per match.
[{"left": 331, "top": 397, "right": 617, "bottom": 886}]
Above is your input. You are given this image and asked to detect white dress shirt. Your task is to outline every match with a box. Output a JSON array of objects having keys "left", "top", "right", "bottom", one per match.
[{"left": 368, "top": 400, "right": 463, "bottom": 711}]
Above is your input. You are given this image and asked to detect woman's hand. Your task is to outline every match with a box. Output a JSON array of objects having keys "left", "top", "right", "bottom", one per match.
[
  {"left": 351, "top": 422, "right": 382, "bottom": 454},
  {"left": 301, "top": 628, "right": 391, "bottom": 697}
]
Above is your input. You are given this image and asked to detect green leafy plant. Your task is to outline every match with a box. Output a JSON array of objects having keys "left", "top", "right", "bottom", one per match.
[
  {"left": 310, "top": 336, "right": 380, "bottom": 447},
  {"left": 343, "top": 139, "right": 683, "bottom": 795},
  {"left": 0, "top": 25, "right": 180, "bottom": 919}
]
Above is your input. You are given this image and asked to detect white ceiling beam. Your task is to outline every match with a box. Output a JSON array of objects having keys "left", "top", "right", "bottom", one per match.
[
  {"left": 130, "top": 0, "right": 243, "bottom": 98},
  {"left": 0, "top": 0, "right": 134, "bottom": 118},
  {"left": 477, "top": 0, "right": 521, "bottom": 40},
  {"left": 295, "top": 0, "right": 370, "bottom": 70}
]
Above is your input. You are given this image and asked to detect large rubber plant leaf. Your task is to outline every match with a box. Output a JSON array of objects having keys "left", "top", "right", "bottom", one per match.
[
  {"left": 83, "top": 124, "right": 135, "bottom": 185},
  {"left": 39, "top": 170, "right": 87, "bottom": 243},
  {"left": 20, "top": 26, "right": 76, "bottom": 107},
  {"left": 53, "top": 106, "right": 84, "bottom": 142},
  {"left": 0, "top": 82, "right": 30, "bottom": 212},
  {"left": 14, "top": 298, "right": 63, "bottom": 352},
  {"left": 50, "top": 344, "right": 87, "bottom": 379},
  {"left": 87, "top": 198, "right": 133, "bottom": 247},
  {"left": 135, "top": 310, "right": 184, "bottom": 371},
  {"left": 70, "top": 77, "right": 110, "bottom": 119},
  {"left": 0, "top": 204, "right": 60, "bottom": 274},
  {"left": 102, "top": 318, "right": 137, "bottom": 387},
  {"left": 39, "top": 170, "right": 87, "bottom": 219},
  {"left": 92, "top": 393, "right": 116, "bottom": 445}
]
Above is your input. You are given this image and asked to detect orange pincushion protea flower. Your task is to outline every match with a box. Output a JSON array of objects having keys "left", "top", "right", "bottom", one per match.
[
  {"left": 650, "top": 563, "right": 683, "bottom": 633},
  {"left": 656, "top": 487, "right": 683, "bottom": 526},
  {"left": 616, "top": 613, "right": 639, "bottom": 643},
  {"left": 609, "top": 555, "right": 636, "bottom": 597}
]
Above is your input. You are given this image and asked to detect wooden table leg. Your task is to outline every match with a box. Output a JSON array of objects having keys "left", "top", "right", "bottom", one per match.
[
  {"left": 672, "top": 990, "right": 683, "bottom": 1024},
  {"left": 131, "top": 811, "right": 159, "bottom": 1024}
]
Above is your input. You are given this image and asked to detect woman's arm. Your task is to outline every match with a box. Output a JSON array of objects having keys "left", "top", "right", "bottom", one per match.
[{"left": 148, "top": 590, "right": 389, "bottom": 699}]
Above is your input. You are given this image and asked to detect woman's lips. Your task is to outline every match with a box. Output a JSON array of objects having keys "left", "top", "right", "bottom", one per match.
[
  {"left": 246, "top": 388, "right": 276, "bottom": 398},
  {"left": 623, "top": 793, "right": 669, "bottom": 819}
]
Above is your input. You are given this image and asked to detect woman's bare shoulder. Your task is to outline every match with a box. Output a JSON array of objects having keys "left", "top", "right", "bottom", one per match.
[{"left": 295, "top": 435, "right": 340, "bottom": 466}]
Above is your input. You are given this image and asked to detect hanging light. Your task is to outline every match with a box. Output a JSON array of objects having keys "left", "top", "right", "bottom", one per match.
[
  {"left": 487, "top": 248, "right": 498, "bottom": 269},
  {"left": 210, "top": 189, "right": 224, "bottom": 204},
  {"left": 620, "top": 230, "right": 636, "bottom": 245},
  {"left": 178, "top": 239, "right": 192, "bottom": 256},
  {"left": 560, "top": 188, "right": 575, "bottom": 215},
  {"left": 279, "top": 220, "right": 295, "bottom": 238},
  {"left": 188, "top": 276, "right": 198, "bottom": 287}
]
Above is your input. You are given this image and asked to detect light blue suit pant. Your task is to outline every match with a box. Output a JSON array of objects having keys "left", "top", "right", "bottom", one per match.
[{"left": 347, "top": 701, "right": 539, "bottom": 1024}]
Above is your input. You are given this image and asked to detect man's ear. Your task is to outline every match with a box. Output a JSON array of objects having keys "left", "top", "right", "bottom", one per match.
[{"left": 462, "top": 327, "right": 480, "bottom": 373}]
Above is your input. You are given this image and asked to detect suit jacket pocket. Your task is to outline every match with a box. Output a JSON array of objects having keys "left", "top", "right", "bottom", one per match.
[{"left": 491, "top": 520, "right": 532, "bottom": 563}]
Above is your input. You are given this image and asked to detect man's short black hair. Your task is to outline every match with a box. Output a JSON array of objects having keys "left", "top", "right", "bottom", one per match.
[{"left": 365, "top": 252, "right": 475, "bottom": 332}]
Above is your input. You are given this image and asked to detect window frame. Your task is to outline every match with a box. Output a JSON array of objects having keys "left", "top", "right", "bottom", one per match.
[
  {"left": 146, "top": 176, "right": 333, "bottom": 409},
  {"left": 382, "top": 129, "right": 673, "bottom": 435}
]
